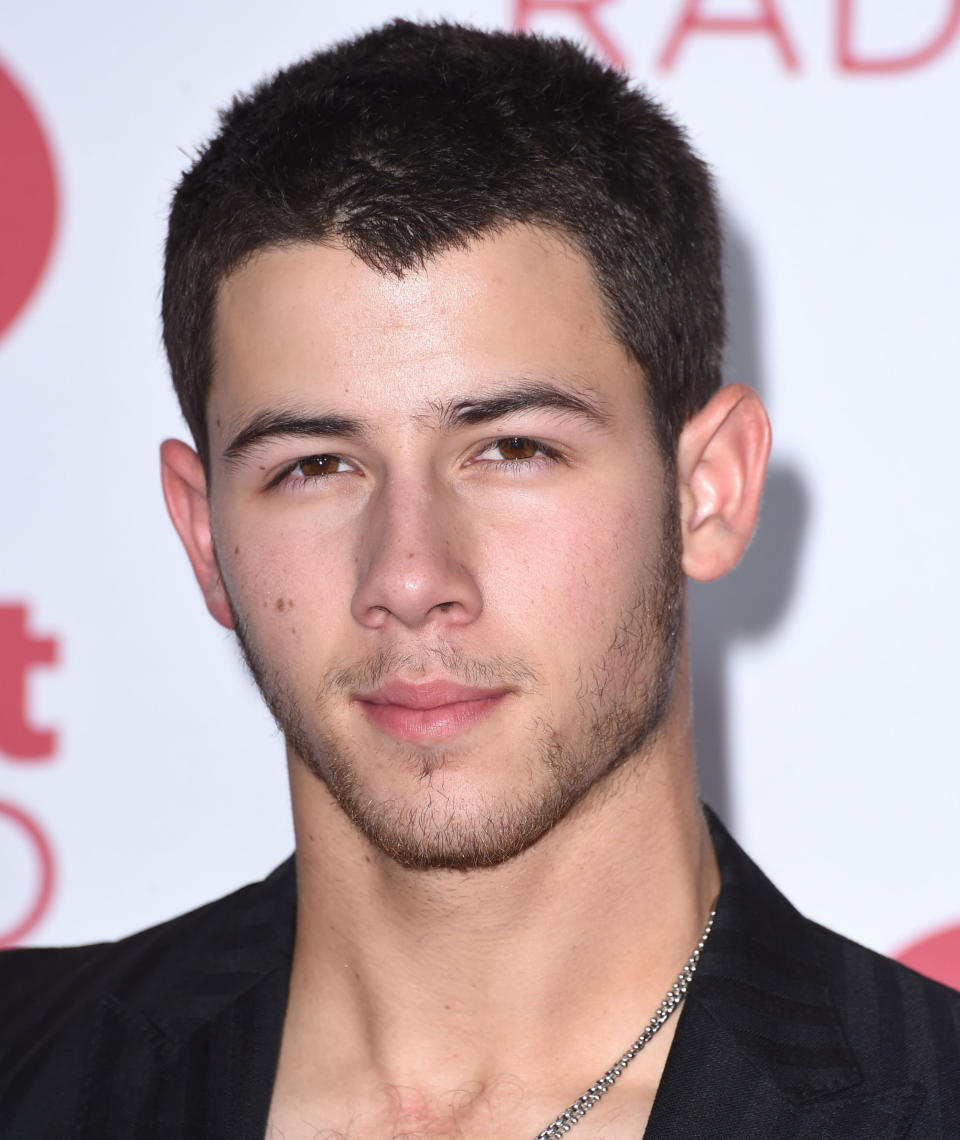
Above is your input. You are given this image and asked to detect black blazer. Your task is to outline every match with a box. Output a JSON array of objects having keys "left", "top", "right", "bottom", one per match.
[{"left": 2, "top": 812, "right": 959, "bottom": 1139}]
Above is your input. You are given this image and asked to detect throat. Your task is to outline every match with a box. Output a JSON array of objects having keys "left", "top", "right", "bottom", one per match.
[
  {"left": 271, "top": 754, "right": 718, "bottom": 1140},
  {"left": 265, "top": 905, "right": 713, "bottom": 1140}
]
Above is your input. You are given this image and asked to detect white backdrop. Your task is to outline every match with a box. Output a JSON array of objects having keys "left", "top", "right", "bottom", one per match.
[{"left": 2, "top": 0, "right": 958, "bottom": 984}]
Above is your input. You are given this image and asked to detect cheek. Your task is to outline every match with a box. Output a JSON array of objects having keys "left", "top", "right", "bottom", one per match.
[
  {"left": 214, "top": 518, "right": 353, "bottom": 648},
  {"left": 484, "top": 495, "right": 659, "bottom": 635}
]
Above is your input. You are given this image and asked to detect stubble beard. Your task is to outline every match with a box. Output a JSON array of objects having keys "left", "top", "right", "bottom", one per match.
[{"left": 227, "top": 488, "right": 684, "bottom": 872}]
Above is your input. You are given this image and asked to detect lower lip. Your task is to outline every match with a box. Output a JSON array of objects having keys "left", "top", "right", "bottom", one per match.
[{"left": 356, "top": 694, "right": 508, "bottom": 742}]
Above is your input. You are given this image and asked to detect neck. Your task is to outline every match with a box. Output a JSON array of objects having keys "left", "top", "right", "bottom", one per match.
[{"left": 279, "top": 677, "right": 718, "bottom": 1106}]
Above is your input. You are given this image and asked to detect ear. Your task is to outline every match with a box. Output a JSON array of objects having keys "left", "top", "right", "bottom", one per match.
[
  {"left": 677, "top": 384, "right": 771, "bottom": 582},
  {"left": 159, "top": 439, "right": 235, "bottom": 629}
]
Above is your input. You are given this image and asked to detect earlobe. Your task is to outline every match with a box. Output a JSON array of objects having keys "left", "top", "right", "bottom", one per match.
[
  {"left": 159, "top": 439, "right": 235, "bottom": 629},
  {"left": 677, "top": 384, "right": 771, "bottom": 582}
]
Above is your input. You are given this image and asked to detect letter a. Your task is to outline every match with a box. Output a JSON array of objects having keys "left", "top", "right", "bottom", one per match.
[{"left": 659, "top": 0, "right": 800, "bottom": 70}]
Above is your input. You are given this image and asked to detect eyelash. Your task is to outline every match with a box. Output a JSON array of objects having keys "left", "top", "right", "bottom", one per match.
[
  {"left": 268, "top": 437, "right": 565, "bottom": 491},
  {"left": 471, "top": 437, "right": 566, "bottom": 471},
  {"left": 268, "top": 455, "right": 354, "bottom": 491}
]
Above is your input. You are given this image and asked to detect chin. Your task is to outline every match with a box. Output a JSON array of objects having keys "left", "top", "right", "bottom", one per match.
[{"left": 291, "top": 724, "right": 606, "bottom": 871}]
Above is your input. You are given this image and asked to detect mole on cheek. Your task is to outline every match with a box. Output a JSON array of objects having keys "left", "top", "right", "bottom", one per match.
[{"left": 276, "top": 597, "right": 294, "bottom": 613}]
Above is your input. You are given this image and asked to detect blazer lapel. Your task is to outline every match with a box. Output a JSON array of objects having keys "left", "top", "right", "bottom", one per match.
[
  {"left": 643, "top": 812, "right": 924, "bottom": 1140},
  {"left": 78, "top": 860, "right": 296, "bottom": 1140},
  {"left": 644, "top": 997, "right": 922, "bottom": 1140}
]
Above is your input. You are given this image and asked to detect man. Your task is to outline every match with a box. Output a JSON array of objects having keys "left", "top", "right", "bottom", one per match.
[{"left": 1, "top": 18, "right": 958, "bottom": 1140}]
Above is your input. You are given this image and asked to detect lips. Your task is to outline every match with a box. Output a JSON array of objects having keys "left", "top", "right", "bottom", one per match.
[{"left": 354, "top": 679, "right": 510, "bottom": 742}]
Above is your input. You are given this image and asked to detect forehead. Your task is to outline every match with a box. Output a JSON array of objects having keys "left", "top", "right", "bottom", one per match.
[{"left": 208, "top": 226, "right": 646, "bottom": 433}]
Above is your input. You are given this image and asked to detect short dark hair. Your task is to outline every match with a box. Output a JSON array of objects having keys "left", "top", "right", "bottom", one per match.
[{"left": 162, "top": 19, "right": 724, "bottom": 467}]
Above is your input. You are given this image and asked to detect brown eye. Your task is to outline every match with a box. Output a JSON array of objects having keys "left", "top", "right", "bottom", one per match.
[
  {"left": 298, "top": 455, "right": 342, "bottom": 477},
  {"left": 497, "top": 437, "right": 539, "bottom": 461}
]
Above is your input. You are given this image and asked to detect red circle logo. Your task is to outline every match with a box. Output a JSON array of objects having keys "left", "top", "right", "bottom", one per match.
[
  {"left": 896, "top": 922, "right": 960, "bottom": 992},
  {"left": 0, "top": 58, "right": 58, "bottom": 341},
  {"left": 0, "top": 800, "right": 56, "bottom": 947}
]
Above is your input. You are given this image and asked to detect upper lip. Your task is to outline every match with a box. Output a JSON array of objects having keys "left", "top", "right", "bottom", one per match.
[{"left": 355, "top": 680, "right": 509, "bottom": 709}]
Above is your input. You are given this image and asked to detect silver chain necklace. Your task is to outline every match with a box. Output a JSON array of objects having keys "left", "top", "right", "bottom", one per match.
[{"left": 531, "top": 907, "right": 716, "bottom": 1140}]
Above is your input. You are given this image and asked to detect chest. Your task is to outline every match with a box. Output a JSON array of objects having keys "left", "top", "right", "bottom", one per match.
[{"left": 264, "top": 1069, "right": 657, "bottom": 1140}]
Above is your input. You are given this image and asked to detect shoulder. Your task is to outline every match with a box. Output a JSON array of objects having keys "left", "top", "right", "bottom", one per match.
[
  {"left": 808, "top": 915, "right": 960, "bottom": 1056},
  {"left": 0, "top": 858, "right": 295, "bottom": 1077},
  {"left": 804, "top": 918, "right": 960, "bottom": 1133},
  {"left": 701, "top": 806, "right": 960, "bottom": 1132}
]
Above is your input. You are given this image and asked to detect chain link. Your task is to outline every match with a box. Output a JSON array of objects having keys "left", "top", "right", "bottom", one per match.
[{"left": 532, "top": 908, "right": 716, "bottom": 1140}]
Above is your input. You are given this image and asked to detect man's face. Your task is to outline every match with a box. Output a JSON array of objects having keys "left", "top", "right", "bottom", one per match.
[{"left": 205, "top": 226, "right": 683, "bottom": 870}]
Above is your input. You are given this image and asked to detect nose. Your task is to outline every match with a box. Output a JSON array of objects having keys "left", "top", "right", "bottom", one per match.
[{"left": 350, "top": 479, "right": 483, "bottom": 631}]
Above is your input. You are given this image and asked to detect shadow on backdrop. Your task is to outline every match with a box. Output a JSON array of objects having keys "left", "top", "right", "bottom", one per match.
[{"left": 689, "top": 217, "right": 811, "bottom": 822}]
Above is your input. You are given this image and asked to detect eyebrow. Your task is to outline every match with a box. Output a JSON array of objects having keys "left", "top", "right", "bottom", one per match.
[
  {"left": 437, "top": 381, "right": 612, "bottom": 430},
  {"left": 221, "top": 379, "right": 612, "bottom": 464},
  {"left": 223, "top": 410, "right": 367, "bottom": 463}
]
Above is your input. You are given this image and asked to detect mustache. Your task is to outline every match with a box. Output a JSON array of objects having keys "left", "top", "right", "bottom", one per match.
[{"left": 323, "top": 644, "right": 543, "bottom": 695}]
